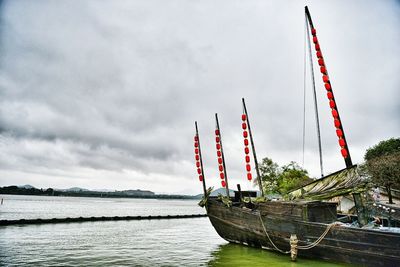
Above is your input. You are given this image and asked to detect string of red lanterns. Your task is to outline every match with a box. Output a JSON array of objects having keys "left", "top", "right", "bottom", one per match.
[
  {"left": 311, "top": 28, "right": 348, "bottom": 159},
  {"left": 215, "top": 129, "right": 227, "bottom": 187},
  {"left": 194, "top": 135, "right": 203, "bottom": 182},
  {"left": 242, "top": 114, "right": 252, "bottom": 181}
]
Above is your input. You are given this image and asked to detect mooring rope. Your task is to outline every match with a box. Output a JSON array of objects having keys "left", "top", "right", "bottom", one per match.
[{"left": 258, "top": 213, "right": 340, "bottom": 254}]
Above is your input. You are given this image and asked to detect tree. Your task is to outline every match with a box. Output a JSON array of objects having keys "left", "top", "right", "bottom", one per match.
[
  {"left": 257, "top": 157, "right": 312, "bottom": 195},
  {"left": 257, "top": 157, "right": 279, "bottom": 194},
  {"left": 278, "top": 161, "right": 312, "bottom": 194},
  {"left": 364, "top": 138, "right": 400, "bottom": 204}
]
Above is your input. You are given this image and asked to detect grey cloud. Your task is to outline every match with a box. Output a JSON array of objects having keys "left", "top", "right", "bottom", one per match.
[{"left": 0, "top": 0, "right": 399, "bottom": 193}]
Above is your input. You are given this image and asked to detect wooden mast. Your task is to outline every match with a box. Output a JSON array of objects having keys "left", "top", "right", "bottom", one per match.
[
  {"left": 195, "top": 121, "right": 207, "bottom": 196},
  {"left": 242, "top": 98, "right": 264, "bottom": 197},
  {"left": 304, "top": 6, "right": 367, "bottom": 226},
  {"left": 215, "top": 113, "right": 230, "bottom": 197},
  {"left": 305, "top": 6, "right": 353, "bottom": 169}
]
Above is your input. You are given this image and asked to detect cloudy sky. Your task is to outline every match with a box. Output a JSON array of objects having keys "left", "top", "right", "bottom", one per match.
[{"left": 0, "top": 0, "right": 399, "bottom": 194}]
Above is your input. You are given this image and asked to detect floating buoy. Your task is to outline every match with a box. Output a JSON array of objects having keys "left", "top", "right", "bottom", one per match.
[
  {"left": 246, "top": 164, "right": 251, "bottom": 172},
  {"left": 334, "top": 119, "right": 341, "bottom": 128},
  {"left": 247, "top": 173, "right": 252, "bottom": 181},
  {"left": 325, "top": 83, "right": 331, "bottom": 90},
  {"left": 244, "top": 138, "right": 249, "bottom": 146},
  {"left": 311, "top": 28, "right": 316, "bottom": 35},
  {"left": 339, "top": 138, "right": 346, "bottom": 146}
]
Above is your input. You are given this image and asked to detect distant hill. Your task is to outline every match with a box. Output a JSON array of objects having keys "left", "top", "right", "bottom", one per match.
[
  {"left": 64, "top": 187, "right": 89, "bottom": 192},
  {"left": 210, "top": 188, "right": 235, "bottom": 197},
  {"left": 18, "top": 184, "right": 36, "bottom": 189}
]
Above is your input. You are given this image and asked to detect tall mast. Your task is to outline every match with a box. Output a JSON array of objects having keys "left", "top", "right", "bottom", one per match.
[
  {"left": 305, "top": 19, "right": 324, "bottom": 178},
  {"left": 305, "top": 6, "right": 353, "bottom": 169},
  {"left": 215, "top": 113, "right": 230, "bottom": 197},
  {"left": 195, "top": 121, "right": 207, "bottom": 196},
  {"left": 242, "top": 98, "right": 264, "bottom": 196}
]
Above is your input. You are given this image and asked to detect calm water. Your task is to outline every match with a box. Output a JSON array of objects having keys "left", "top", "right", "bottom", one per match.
[{"left": 0, "top": 195, "right": 350, "bottom": 266}]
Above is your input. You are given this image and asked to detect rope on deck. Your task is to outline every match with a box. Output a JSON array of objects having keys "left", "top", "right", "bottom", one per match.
[{"left": 0, "top": 214, "right": 208, "bottom": 226}]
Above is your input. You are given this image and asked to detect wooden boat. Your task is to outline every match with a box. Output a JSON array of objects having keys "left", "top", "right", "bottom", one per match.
[{"left": 192, "top": 6, "right": 400, "bottom": 267}]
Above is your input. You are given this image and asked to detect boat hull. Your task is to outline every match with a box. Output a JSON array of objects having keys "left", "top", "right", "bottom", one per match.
[{"left": 207, "top": 199, "right": 400, "bottom": 267}]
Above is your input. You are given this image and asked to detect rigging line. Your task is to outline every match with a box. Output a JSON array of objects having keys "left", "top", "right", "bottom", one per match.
[
  {"left": 305, "top": 17, "right": 324, "bottom": 178},
  {"left": 302, "top": 14, "right": 307, "bottom": 168}
]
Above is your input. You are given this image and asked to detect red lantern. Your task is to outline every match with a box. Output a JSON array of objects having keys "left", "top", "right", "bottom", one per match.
[
  {"left": 242, "top": 114, "right": 247, "bottom": 121},
  {"left": 221, "top": 180, "right": 226, "bottom": 187},
  {"left": 246, "top": 164, "right": 251, "bottom": 172},
  {"left": 339, "top": 138, "right": 346, "bottom": 147},
  {"left": 195, "top": 148, "right": 199, "bottom": 155},
  {"left": 216, "top": 136, "right": 220, "bottom": 143},
  {"left": 195, "top": 155, "right": 200, "bottom": 161},
  {"left": 316, "top": 51, "right": 322, "bottom": 58},
  {"left": 194, "top": 142, "right": 199, "bottom": 147},
  {"left": 196, "top": 161, "right": 200, "bottom": 168},
  {"left": 329, "top": 100, "right": 336, "bottom": 108},
  {"left": 194, "top": 136, "right": 198, "bottom": 142},
  {"left": 313, "top": 36, "right": 318, "bottom": 44},
  {"left": 315, "top": 44, "right": 320, "bottom": 51},
  {"left": 325, "top": 83, "right": 331, "bottom": 90},
  {"left": 197, "top": 168, "right": 202, "bottom": 174},
  {"left": 334, "top": 119, "right": 341, "bottom": 128},
  {"left": 215, "top": 129, "right": 220, "bottom": 135},
  {"left": 245, "top": 155, "right": 250, "bottom": 163},
  {"left": 244, "top": 139, "right": 249, "bottom": 146},
  {"left": 311, "top": 28, "right": 316, "bottom": 35},
  {"left": 199, "top": 175, "right": 203, "bottom": 182},
  {"left": 220, "top": 172, "right": 225, "bottom": 179},
  {"left": 318, "top": 58, "right": 324, "bottom": 66},
  {"left": 320, "top": 66, "right": 327, "bottom": 74},
  {"left": 331, "top": 109, "right": 338, "bottom": 118},
  {"left": 218, "top": 158, "right": 223, "bottom": 164},
  {"left": 216, "top": 143, "right": 221, "bottom": 150},
  {"left": 219, "top": 165, "right": 224, "bottom": 172},
  {"left": 323, "top": 75, "right": 329, "bottom": 83},
  {"left": 327, "top": 92, "right": 333, "bottom": 100},
  {"left": 247, "top": 173, "right": 252, "bottom": 181},
  {"left": 341, "top": 148, "right": 348, "bottom": 158},
  {"left": 244, "top": 147, "right": 250, "bottom": 154},
  {"left": 242, "top": 123, "right": 247, "bottom": 130},
  {"left": 243, "top": 131, "right": 248, "bottom": 138},
  {"left": 217, "top": 151, "right": 222, "bottom": 157},
  {"left": 336, "top": 129, "right": 343, "bottom": 137}
]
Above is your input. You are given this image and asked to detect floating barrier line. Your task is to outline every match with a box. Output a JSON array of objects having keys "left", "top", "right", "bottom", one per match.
[{"left": 0, "top": 214, "right": 208, "bottom": 226}]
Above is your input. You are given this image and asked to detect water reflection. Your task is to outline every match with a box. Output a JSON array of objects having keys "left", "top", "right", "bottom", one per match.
[{"left": 208, "top": 243, "right": 351, "bottom": 267}]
